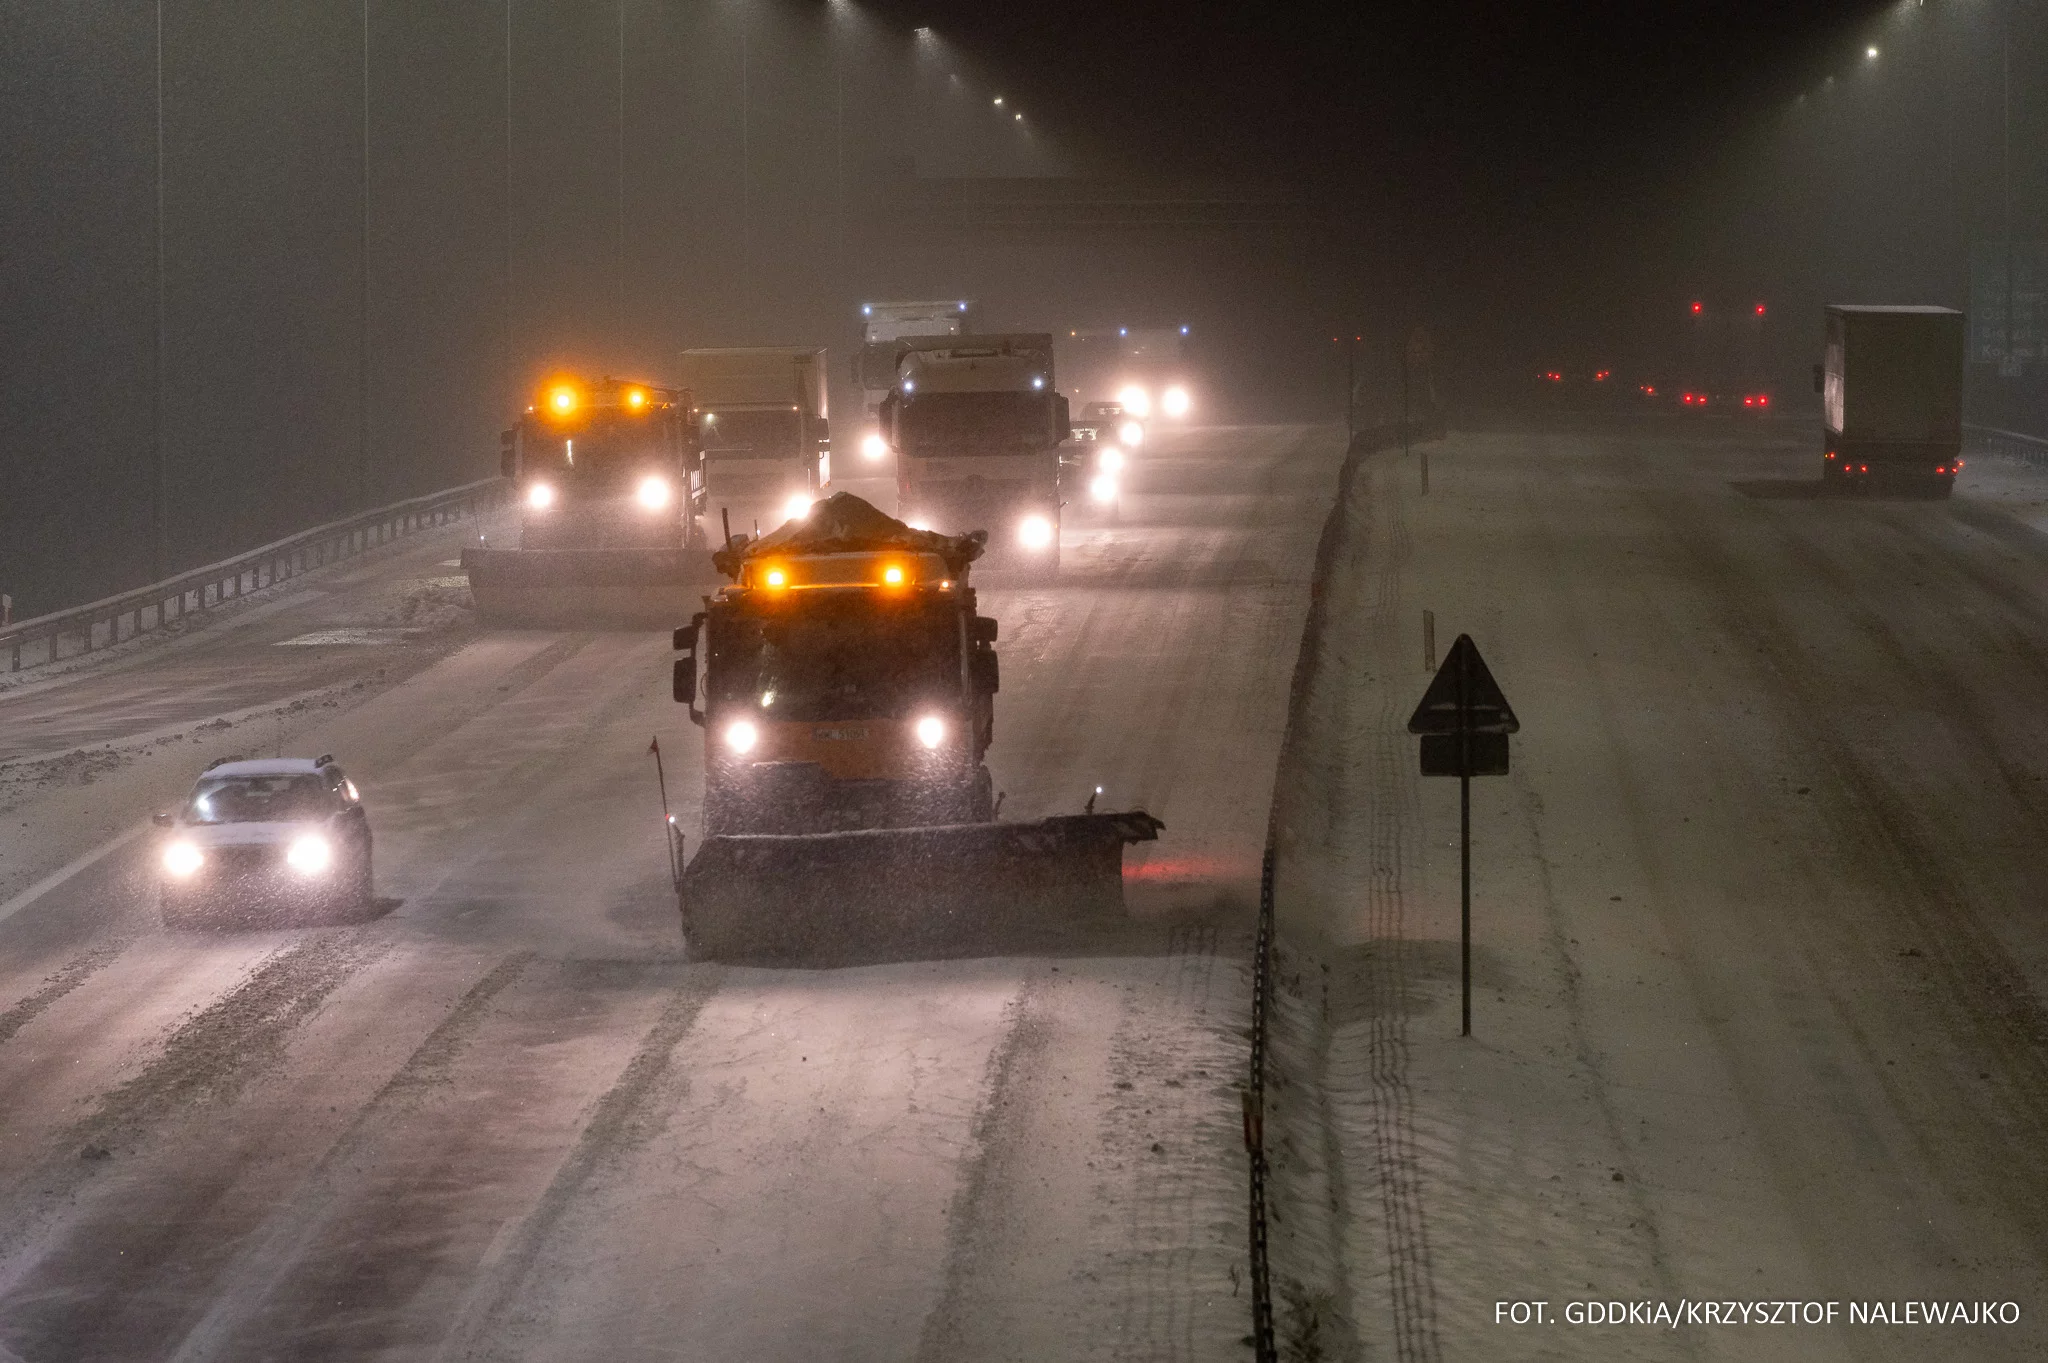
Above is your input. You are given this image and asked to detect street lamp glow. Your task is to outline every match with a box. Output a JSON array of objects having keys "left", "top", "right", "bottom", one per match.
[
  {"left": 993, "top": 97, "right": 1004, "bottom": 106},
  {"left": 1866, "top": 46, "right": 1879, "bottom": 59}
]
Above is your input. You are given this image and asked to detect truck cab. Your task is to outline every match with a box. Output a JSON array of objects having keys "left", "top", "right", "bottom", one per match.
[
  {"left": 880, "top": 334, "right": 1069, "bottom": 576},
  {"left": 675, "top": 494, "right": 998, "bottom": 835},
  {"left": 679, "top": 347, "right": 831, "bottom": 541},
  {"left": 502, "top": 377, "right": 698, "bottom": 550}
]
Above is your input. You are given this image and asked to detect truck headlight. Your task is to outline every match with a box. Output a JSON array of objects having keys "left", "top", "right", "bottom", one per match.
[
  {"left": 1161, "top": 386, "right": 1191, "bottom": 418},
  {"left": 1090, "top": 473, "right": 1119, "bottom": 504},
  {"left": 784, "top": 493, "right": 814, "bottom": 524},
  {"left": 860, "top": 431, "right": 889, "bottom": 461},
  {"left": 1098, "top": 446, "right": 1125, "bottom": 474},
  {"left": 162, "top": 841, "right": 204, "bottom": 877},
  {"left": 1018, "top": 514, "right": 1055, "bottom": 550},
  {"left": 635, "top": 475, "right": 672, "bottom": 511},
  {"left": 526, "top": 482, "right": 556, "bottom": 510},
  {"left": 725, "top": 720, "right": 759, "bottom": 754},
  {"left": 1115, "top": 385, "right": 1151, "bottom": 418},
  {"left": 1117, "top": 420, "right": 1145, "bottom": 447},
  {"left": 286, "top": 834, "right": 333, "bottom": 876},
  {"left": 915, "top": 715, "right": 947, "bottom": 749}
]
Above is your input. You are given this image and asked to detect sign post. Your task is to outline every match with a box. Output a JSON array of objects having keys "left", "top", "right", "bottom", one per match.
[{"left": 1407, "top": 634, "right": 1518, "bottom": 1036}]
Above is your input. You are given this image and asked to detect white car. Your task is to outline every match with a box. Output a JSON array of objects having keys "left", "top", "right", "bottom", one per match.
[{"left": 154, "top": 756, "right": 374, "bottom": 926}]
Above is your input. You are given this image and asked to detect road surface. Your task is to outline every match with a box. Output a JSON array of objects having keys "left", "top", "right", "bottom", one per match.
[
  {"left": 1267, "top": 419, "right": 2048, "bottom": 1361},
  {"left": 0, "top": 424, "right": 1344, "bottom": 1361}
]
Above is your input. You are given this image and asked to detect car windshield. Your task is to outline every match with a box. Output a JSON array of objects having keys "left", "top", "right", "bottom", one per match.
[
  {"left": 712, "top": 599, "right": 959, "bottom": 722},
  {"left": 186, "top": 774, "right": 334, "bottom": 824}
]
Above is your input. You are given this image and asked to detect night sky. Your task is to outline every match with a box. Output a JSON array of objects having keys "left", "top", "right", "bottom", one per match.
[{"left": 2, "top": 1, "right": 2039, "bottom": 617}]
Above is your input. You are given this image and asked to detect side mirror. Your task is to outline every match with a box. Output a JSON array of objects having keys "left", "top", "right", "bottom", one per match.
[
  {"left": 970, "top": 649, "right": 1000, "bottom": 696},
  {"left": 673, "top": 612, "right": 705, "bottom": 723},
  {"left": 1811, "top": 363, "right": 1824, "bottom": 395},
  {"left": 152, "top": 812, "right": 173, "bottom": 827},
  {"left": 971, "top": 615, "right": 998, "bottom": 644}
]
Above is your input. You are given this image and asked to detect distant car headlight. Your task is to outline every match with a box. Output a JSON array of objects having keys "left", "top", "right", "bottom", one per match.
[
  {"left": 1089, "top": 473, "right": 1119, "bottom": 504},
  {"left": 162, "top": 841, "right": 204, "bottom": 878},
  {"left": 725, "top": 720, "right": 759, "bottom": 754},
  {"left": 1018, "top": 514, "right": 1055, "bottom": 550},
  {"left": 286, "top": 834, "right": 333, "bottom": 876},
  {"left": 526, "top": 482, "right": 556, "bottom": 510},
  {"left": 1098, "top": 446, "right": 1125, "bottom": 474},
  {"left": 783, "top": 493, "right": 814, "bottom": 524},
  {"left": 1161, "top": 386, "right": 1191, "bottom": 418},
  {"left": 915, "top": 715, "right": 947, "bottom": 749},
  {"left": 1118, "top": 420, "right": 1145, "bottom": 447},
  {"left": 1116, "top": 385, "right": 1151, "bottom": 418},
  {"left": 635, "top": 475, "right": 672, "bottom": 511},
  {"left": 860, "top": 431, "right": 889, "bottom": 461}
]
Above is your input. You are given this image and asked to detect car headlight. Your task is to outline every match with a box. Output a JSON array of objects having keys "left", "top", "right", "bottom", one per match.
[
  {"left": 526, "top": 482, "right": 556, "bottom": 510},
  {"left": 1161, "top": 386, "right": 1191, "bottom": 418},
  {"left": 162, "top": 841, "right": 204, "bottom": 878},
  {"left": 286, "top": 834, "right": 333, "bottom": 876},
  {"left": 1115, "top": 385, "right": 1151, "bottom": 418},
  {"left": 1098, "top": 446, "right": 1125, "bottom": 474},
  {"left": 1089, "top": 473, "right": 1119, "bottom": 504},
  {"left": 635, "top": 475, "right": 672, "bottom": 511},
  {"left": 783, "top": 493, "right": 814, "bottom": 524},
  {"left": 860, "top": 431, "right": 889, "bottom": 461},
  {"left": 915, "top": 715, "right": 947, "bottom": 749},
  {"left": 1118, "top": 420, "right": 1145, "bottom": 447},
  {"left": 1018, "top": 514, "right": 1055, "bottom": 550},
  {"left": 725, "top": 720, "right": 759, "bottom": 754}
]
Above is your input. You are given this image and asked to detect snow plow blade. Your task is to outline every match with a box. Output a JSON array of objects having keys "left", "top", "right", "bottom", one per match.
[
  {"left": 461, "top": 547, "right": 711, "bottom": 629},
  {"left": 680, "top": 810, "right": 1165, "bottom": 963}
]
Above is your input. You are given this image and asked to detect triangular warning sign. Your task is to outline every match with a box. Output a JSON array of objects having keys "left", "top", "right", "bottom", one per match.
[{"left": 1407, "top": 634, "right": 1519, "bottom": 735}]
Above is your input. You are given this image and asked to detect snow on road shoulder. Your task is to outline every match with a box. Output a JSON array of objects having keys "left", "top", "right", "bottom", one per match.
[{"left": 1262, "top": 440, "right": 1702, "bottom": 1363}]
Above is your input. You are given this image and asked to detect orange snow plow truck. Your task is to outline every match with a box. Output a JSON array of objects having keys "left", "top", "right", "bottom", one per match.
[{"left": 671, "top": 491, "right": 1161, "bottom": 960}]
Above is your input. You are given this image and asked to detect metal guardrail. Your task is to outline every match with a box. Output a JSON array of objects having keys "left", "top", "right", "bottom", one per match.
[
  {"left": 1245, "top": 422, "right": 1400, "bottom": 1362},
  {"left": 1967, "top": 423, "right": 2048, "bottom": 467},
  {"left": 3, "top": 477, "right": 509, "bottom": 674}
]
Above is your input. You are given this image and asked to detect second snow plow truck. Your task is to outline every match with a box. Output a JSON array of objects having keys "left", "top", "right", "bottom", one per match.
[
  {"left": 672, "top": 492, "right": 1161, "bottom": 960},
  {"left": 464, "top": 374, "right": 704, "bottom": 626}
]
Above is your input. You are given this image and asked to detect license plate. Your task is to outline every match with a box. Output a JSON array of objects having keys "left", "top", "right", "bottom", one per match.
[{"left": 814, "top": 726, "right": 870, "bottom": 741}]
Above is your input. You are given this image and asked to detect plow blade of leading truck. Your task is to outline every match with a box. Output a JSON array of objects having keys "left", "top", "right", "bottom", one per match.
[
  {"left": 462, "top": 547, "right": 712, "bottom": 629},
  {"left": 680, "top": 811, "right": 1165, "bottom": 963}
]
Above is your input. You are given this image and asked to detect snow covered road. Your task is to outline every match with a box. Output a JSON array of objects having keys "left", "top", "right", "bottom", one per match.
[
  {"left": 0, "top": 424, "right": 1343, "bottom": 1360},
  {"left": 1267, "top": 423, "right": 2048, "bottom": 1361}
]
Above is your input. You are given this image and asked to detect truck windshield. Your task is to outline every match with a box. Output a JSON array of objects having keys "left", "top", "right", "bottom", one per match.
[
  {"left": 896, "top": 392, "right": 1051, "bottom": 452},
  {"left": 702, "top": 410, "right": 800, "bottom": 458},
  {"left": 186, "top": 774, "right": 335, "bottom": 824},
  {"left": 714, "top": 600, "right": 958, "bottom": 722}
]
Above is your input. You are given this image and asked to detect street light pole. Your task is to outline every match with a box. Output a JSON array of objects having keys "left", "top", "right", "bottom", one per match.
[
  {"left": 617, "top": 0, "right": 626, "bottom": 343},
  {"left": 359, "top": 0, "right": 371, "bottom": 509},
  {"left": 153, "top": 0, "right": 166, "bottom": 581},
  {"left": 2001, "top": 12, "right": 2015, "bottom": 378}
]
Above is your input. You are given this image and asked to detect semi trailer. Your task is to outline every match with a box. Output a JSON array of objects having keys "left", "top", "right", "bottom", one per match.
[{"left": 1818, "top": 305, "right": 1966, "bottom": 494}]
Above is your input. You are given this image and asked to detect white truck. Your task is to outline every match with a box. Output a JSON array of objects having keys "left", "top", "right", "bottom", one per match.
[
  {"left": 1817, "top": 305, "right": 1966, "bottom": 495},
  {"left": 855, "top": 301, "right": 977, "bottom": 423},
  {"left": 678, "top": 347, "right": 830, "bottom": 541},
  {"left": 880, "top": 334, "right": 1069, "bottom": 577}
]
